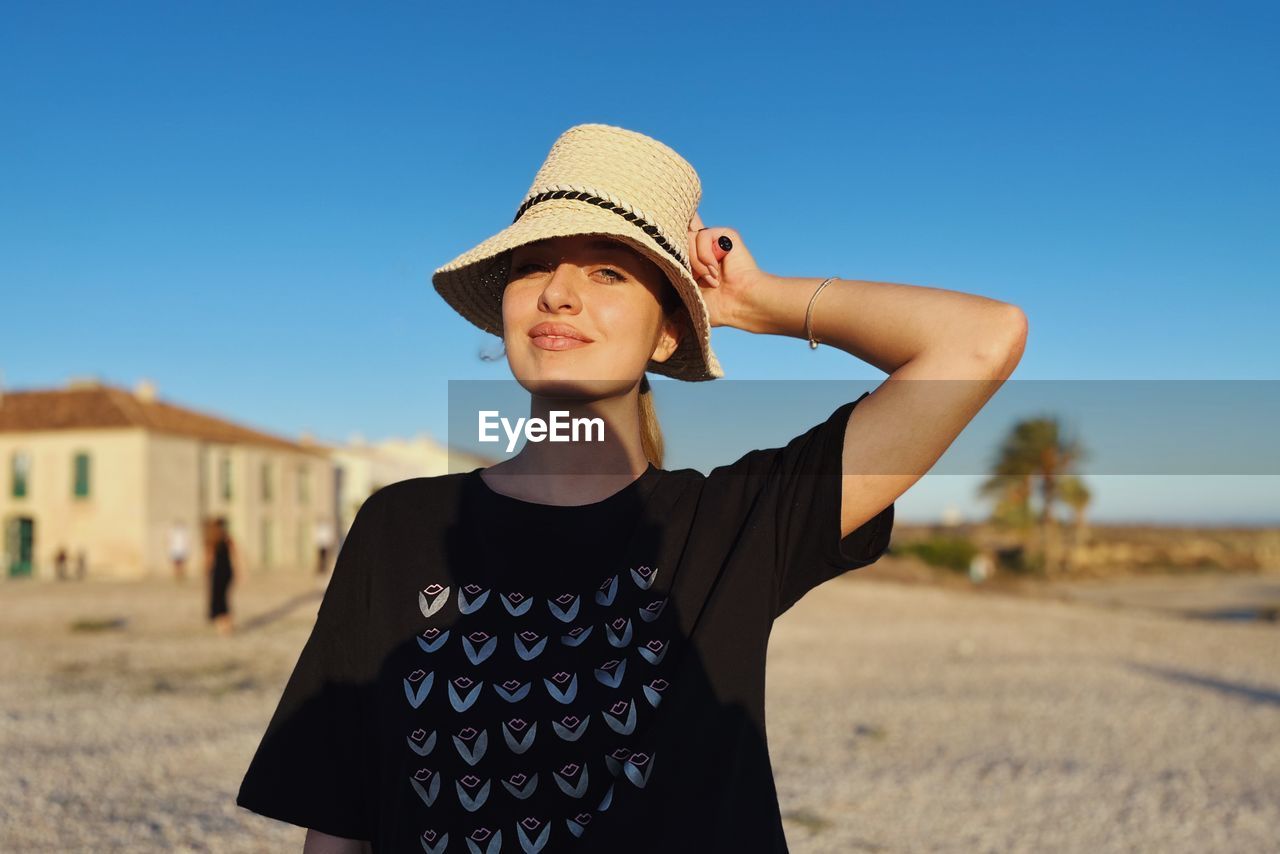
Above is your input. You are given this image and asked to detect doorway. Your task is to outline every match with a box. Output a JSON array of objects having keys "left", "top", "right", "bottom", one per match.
[{"left": 5, "top": 516, "right": 34, "bottom": 578}]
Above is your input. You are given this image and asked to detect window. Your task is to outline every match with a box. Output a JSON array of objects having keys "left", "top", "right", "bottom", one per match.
[
  {"left": 221, "top": 456, "right": 232, "bottom": 501},
  {"left": 261, "top": 461, "right": 272, "bottom": 502},
  {"left": 261, "top": 518, "right": 273, "bottom": 569},
  {"left": 297, "top": 464, "right": 310, "bottom": 504},
  {"left": 11, "top": 451, "right": 30, "bottom": 498},
  {"left": 73, "top": 452, "right": 91, "bottom": 499}
]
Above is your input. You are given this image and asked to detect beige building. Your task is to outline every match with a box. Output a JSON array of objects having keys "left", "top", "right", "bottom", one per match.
[
  {"left": 0, "top": 378, "right": 337, "bottom": 581},
  {"left": 331, "top": 433, "right": 492, "bottom": 534}
]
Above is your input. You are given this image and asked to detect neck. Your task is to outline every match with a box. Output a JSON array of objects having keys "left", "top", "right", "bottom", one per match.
[{"left": 480, "top": 390, "right": 650, "bottom": 505}]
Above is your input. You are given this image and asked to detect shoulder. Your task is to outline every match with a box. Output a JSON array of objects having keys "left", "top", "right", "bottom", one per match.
[
  {"left": 700, "top": 446, "right": 780, "bottom": 499},
  {"left": 353, "top": 472, "right": 472, "bottom": 526},
  {"left": 654, "top": 464, "right": 706, "bottom": 490},
  {"left": 369, "top": 472, "right": 471, "bottom": 504}
]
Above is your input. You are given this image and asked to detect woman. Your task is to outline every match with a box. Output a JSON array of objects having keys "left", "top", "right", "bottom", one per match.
[
  {"left": 206, "top": 516, "right": 237, "bottom": 636},
  {"left": 236, "top": 124, "right": 1025, "bottom": 853}
]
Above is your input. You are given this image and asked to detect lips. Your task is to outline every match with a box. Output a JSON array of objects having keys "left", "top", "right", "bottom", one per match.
[
  {"left": 529, "top": 321, "right": 592, "bottom": 342},
  {"left": 528, "top": 321, "right": 594, "bottom": 350}
]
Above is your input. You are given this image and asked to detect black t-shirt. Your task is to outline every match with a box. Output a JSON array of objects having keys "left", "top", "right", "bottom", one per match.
[{"left": 236, "top": 393, "right": 894, "bottom": 853}]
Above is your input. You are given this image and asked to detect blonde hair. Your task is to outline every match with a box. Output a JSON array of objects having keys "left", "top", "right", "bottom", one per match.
[
  {"left": 638, "top": 374, "right": 664, "bottom": 468},
  {"left": 638, "top": 277, "right": 686, "bottom": 469}
]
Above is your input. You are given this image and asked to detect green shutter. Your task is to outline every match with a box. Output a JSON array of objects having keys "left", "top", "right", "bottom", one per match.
[
  {"left": 73, "top": 452, "right": 90, "bottom": 498},
  {"left": 11, "top": 452, "right": 29, "bottom": 499}
]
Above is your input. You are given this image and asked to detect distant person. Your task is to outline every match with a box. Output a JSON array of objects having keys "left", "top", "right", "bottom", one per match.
[
  {"left": 969, "top": 551, "right": 994, "bottom": 583},
  {"left": 54, "top": 547, "right": 68, "bottom": 581},
  {"left": 205, "top": 518, "right": 237, "bottom": 636},
  {"left": 74, "top": 548, "right": 87, "bottom": 580},
  {"left": 313, "top": 517, "right": 334, "bottom": 575},
  {"left": 168, "top": 520, "right": 190, "bottom": 582}
]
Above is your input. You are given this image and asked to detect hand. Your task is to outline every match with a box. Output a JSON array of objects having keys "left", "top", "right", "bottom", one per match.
[{"left": 686, "top": 209, "right": 768, "bottom": 329}]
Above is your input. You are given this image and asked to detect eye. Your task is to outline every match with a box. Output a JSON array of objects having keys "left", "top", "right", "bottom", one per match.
[
  {"left": 595, "top": 267, "right": 626, "bottom": 282},
  {"left": 512, "top": 261, "right": 547, "bottom": 276}
]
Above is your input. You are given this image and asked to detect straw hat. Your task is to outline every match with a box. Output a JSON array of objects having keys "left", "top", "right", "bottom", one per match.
[{"left": 431, "top": 123, "right": 724, "bottom": 381}]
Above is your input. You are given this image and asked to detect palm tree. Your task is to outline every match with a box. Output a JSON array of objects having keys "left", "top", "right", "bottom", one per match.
[
  {"left": 980, "top": 416, "right": 1087, "bottom": 573},
  {"left": 1056, "top": 475, "right": 1093, "bottom": 572},
  {"left": 978, "top": 472, "right": 1034, "bottom": 530}
]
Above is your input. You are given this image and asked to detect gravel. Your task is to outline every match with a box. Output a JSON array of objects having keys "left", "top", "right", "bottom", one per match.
[{"left": 1, "top": 564, "right": 1276, "bottom": 853}]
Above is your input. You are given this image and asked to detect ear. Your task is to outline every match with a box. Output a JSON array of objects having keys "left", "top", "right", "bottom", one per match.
[{"left": 650, "top": 308, "right": 687, "bottom": 364}]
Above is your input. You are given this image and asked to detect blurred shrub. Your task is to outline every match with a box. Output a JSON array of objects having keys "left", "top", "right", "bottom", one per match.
[
  {"left": 996, "top": 546, "right": 1045, "bottom": 577},
  {"left": 898, "top": 536, "right": 979, "bottom": 573}
]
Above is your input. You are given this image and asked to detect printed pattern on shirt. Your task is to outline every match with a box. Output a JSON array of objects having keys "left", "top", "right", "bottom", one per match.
[{"left": 404, "top": 564, "right": 672, "bottom": 853}]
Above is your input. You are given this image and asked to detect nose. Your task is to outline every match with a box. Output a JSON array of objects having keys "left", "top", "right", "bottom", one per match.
[{"left": 538, "top": 260, "right": 583, "bottom": 313}]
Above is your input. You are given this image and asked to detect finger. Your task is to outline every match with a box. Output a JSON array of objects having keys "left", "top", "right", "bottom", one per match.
[
  {"left": 693, "top": 226, "right": 720, "bottom": 282},
  {"left": 688, "top": 246, "right": 716, "bottom": 283},
  {"left": 686, "top": 210, "right": 713, "bottom": 281},
  {"left": 707, "top": 227, "right": 740, "bottom": 264},
  {"left": 708, "top": 231, "right": 727, "bottom": 264},
  {"left": 688, "top": 244, "right": 714, "bottom": 282}
]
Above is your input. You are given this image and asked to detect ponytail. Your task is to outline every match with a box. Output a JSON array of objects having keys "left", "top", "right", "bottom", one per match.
[
  {"left": 638, "top": 278, "right": 688, "bottom": 470},
  {"left": 637, "top": 374, "right": 664, "bottom": 469}
]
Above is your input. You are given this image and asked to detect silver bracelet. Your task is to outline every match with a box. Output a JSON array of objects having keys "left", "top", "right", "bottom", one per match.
[{"left": 804, "top": 276, "right": 839, "bottom": 349}]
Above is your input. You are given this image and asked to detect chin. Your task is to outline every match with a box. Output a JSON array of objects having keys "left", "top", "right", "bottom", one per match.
[
  {"left": 520, "top": 377, "right": 631, "bottom": 402},
  {"left": 512, "top": 360, "right": 640, "bottom": 400}
]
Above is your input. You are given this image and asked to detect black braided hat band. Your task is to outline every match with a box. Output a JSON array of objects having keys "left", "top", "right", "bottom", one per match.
[{"left": 513, "top": 186, "right": 690, "bottom": 272}]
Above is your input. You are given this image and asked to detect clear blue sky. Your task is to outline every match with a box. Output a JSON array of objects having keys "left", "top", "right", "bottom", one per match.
[{"left": 3, "top": 2, "right": 1276, "bottom": 523}]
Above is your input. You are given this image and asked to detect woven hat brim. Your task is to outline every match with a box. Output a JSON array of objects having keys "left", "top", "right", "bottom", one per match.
[{"left": 432, "top": 198, "right": 724, "bottom": 382}]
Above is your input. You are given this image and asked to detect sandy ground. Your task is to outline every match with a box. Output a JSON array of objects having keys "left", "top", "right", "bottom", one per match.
[{"left": 1, "top": 563, "right": 1277, "bottom": 853}]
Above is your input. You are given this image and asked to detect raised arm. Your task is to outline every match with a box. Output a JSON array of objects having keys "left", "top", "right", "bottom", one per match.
[
  {"left": 736, "top": 271, "right": 1025, "bottom": 534},
  {"left": 687, "top": 216, "right": 1027, "bottom": 536}
]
